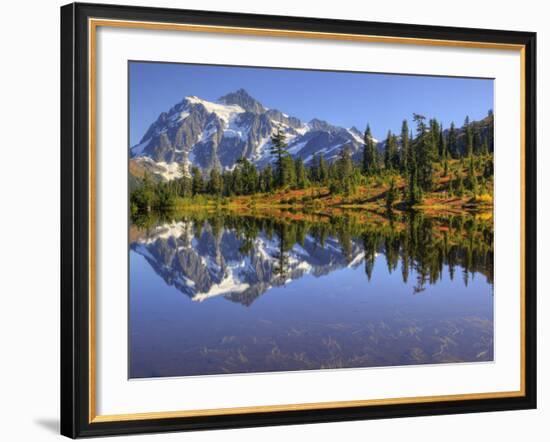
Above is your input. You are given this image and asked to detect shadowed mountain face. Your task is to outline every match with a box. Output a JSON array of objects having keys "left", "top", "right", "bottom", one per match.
[
  {"left": 218, "top": 88, "right": 267, "bottom": 114},
  {"left": 130, "top": 89, "right": 369, "bottom": 179},
  {"left": 129, "top": 211, "right": 494, "bottom": 378}
]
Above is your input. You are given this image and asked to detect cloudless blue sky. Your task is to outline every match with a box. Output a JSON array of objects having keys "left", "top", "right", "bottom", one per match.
[{"left": 129, "top": 61, "right": 493, "bottom": 146}]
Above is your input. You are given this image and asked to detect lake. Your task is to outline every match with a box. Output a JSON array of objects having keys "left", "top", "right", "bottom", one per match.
[{"left": 129, "top": 210, "right": 493, "bottom": 378}]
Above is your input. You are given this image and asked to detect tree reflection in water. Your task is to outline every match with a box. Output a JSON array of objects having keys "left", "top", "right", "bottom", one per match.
[{"left": 129, "top": 209, "right": 494, "bottom": 377}]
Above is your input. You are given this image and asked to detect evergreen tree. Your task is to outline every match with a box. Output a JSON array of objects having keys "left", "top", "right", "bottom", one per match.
[
  {"left": 414, "top": 114, "right": 435, "bottom": 192},
  {"left": 270, "top": 125, "right": 289, "bottom": 187},
  {"left": 448, "top": 122, "right": 458, "bottom": 158},
  {"left": 384, "top": 130, "right": 392, "bottom": 171},
  {"left": 440, "top": 125, "right": 449, "bottom": 176},
  {"left": 309, "top": 154, "right": 319, "bottom": 182},
  {"left": 232, "top": 167, "right": 244, "bottom": 195},
  {"left": 408, "top": 168, "right": 422, "bottom": 205},
  {"left": 338, "top": 145, "right": 354, "bottom": 180},
  {"left": 337, "top": 146, "right": 356, "bottom": 195},
  {"left": 400, "top": 119, "right": 410, "bottom": 172},
  {"left": 391, "top": 134, "right": 400, "bottom": 169},
  {"left": 191, "top": 166, "right": 204, "bottom": 195},
  {"left": 328, "top": 162, "right": 339, "bottom": 181},
  {"left": 467, "top": 154, "right": 478, "bottom": 195},
  {"left": 294, "top": 158, "right": 308, "bottom": 189},
  {"left": 363, "top": 232, "right": 378, "bottom": 281},
  {"left": 406, "top": 128, "right": 416, "bottom": 178},
  {"left": 404, "top": 119, "right": 419, "bottom": 205},
  {"left": 362, "top": 124, "right": 378, "bottom": 175},
  {"left": 153, "top": 182, "right": 175, "bottom": 208},
  {"left": 438, "top": 126, "right": 447, "bottom": 159},
  {"left": 318, "top": 153, "right": 329, "bottom": 184},
  {"left": 261, "top": 165, "right": 274, "bottom": 192},
  {"left": 222, "top": 170, "right": 233, "bottom": 196},
  {"left": 465, "top": 116, "right": 474, "bottom": 157},
  {"left": 208, "top": 167, "right": 222, "bottom": 196},
  {"left": 178, "top": 175, "right": 192, "bottom": 198},
  {"left": 235, "top": 157, "right": 258, "bottom": 194},
  {"left": 429, "top": 118, "right": 440, "bottom": 164},
  {"left": 130, "top": 172, "right": 156, "bottom": 211},
  {"left": 472, "top": 122, "right": 481, "bottom": 155},
  {"left": 384, "top": 131, "right": 399, "bottom": 171},
  {"left": 248, "top": 163, "right": 259, "bottom": 194},
  {"left": 281, "top": 155, "right": 296, "bottom": 188}
]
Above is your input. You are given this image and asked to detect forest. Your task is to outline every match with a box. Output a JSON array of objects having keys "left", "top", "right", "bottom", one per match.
[{"left": 130, "top": 113, "right": 494, "bottom": 215}]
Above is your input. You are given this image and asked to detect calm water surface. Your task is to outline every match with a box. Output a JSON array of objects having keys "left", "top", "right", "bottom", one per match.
[{"left": 129, "top": 211, "right": 493, "bottom": 378}]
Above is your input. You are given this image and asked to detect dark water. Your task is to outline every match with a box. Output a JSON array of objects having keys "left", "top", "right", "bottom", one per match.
[{"left": 129, "top": 211, "right": 494, "bottom": 378}]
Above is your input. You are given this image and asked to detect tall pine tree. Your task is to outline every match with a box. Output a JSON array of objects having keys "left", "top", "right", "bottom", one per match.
[
  {"left": 270, "top": 125, "right": 289, "bottom": 187},
  {"left": 384, "top": 130, "right": 399, "bottom": 171},
  {"left": 465, "top": 116, "right": 474, "bottom": 157},
  {"left": 207, "top": 167, "right": 222, "bottom": 196},
  {"left": 191, "top": 166, "right": 204, "bottom": 195},
  {"left": 414, "top": 114, "right": 435, "bottom": 192},
  {"left": 400, "top": 119, "right": 410, "bottom": 172},
  {"left": 318, "top": 153, "right": 329, "bottom": 184},
  {"left": 448, "top": 122, "right": 457, "bottom": 158},
  {"left": 362, "top": 124, "right": 378, "bottom": 175},
  {"left": 261, "top": 165, "right": 274, "bottom": 192},
  {"left": 294, "top": 158, "right": 308, "bottom": 189}
]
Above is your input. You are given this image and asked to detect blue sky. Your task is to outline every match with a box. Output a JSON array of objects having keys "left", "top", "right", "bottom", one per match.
[{"left": 129, "top": 61, "right": 493, "bottom": 146}]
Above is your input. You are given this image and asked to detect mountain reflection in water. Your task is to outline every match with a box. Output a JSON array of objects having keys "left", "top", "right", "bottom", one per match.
[{"left": 129, "top": 210, "right": 494, "bottom": 378}]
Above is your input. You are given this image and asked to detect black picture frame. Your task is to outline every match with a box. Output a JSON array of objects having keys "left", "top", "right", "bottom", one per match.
[{"left": 61, "top": 2, "right": 537, "bottom": 438}]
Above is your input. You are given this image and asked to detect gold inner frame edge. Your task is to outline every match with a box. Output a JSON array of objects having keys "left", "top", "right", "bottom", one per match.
[{"left": 87, "top": 17, "right": 527, "bottom": 423}]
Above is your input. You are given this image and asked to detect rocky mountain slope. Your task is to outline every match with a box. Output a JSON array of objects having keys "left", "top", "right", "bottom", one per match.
[{"left": 130, "top": 89, "right": 371, "bottom": 180}]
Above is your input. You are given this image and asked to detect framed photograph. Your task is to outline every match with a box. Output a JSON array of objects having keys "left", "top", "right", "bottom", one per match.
[{"left": 60, "top": 2, "right": 536, "bottom": 438}]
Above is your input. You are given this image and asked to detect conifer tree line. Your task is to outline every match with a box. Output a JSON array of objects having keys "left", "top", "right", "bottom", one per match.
[{"left": 131, "top": 111, "right": 493, "bottom": 212}]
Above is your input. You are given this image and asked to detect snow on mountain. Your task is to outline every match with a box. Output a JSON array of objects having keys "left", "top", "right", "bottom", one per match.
[
  {"left": 186, "top": 95, "right": 245, "bottom": 123},
  {"left": 131, "top": 157, "right": 183, "bottom": 181},
  {"left": 130, "top": 89, "right": 373, "bottom": 180},
  {"left": 130, "top": 221, "right": 365, "bottom": 306}
]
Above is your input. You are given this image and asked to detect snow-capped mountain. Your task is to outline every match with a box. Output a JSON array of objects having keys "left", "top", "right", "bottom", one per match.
[
  {"left": 130, "top": 221, "right": 365, "bottom": 306},
  {"left": 130, "top": 89, "right": 373, "bottom": 180}
]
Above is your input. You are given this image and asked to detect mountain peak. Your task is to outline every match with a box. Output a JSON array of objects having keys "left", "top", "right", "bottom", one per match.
[
  {"left": 218, "top": 89, "right": 265, "bottom": 114},
  {"left": 132, "top": 91, "right": 369, "bottom": 175},
  {"left": 308, "top": 118, "right": 334, "bottom": 131}
]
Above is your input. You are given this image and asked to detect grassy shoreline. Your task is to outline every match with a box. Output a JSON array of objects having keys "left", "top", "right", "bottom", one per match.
[{"left": 164, "top": 182, "right": 493, "bottom": 217}]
